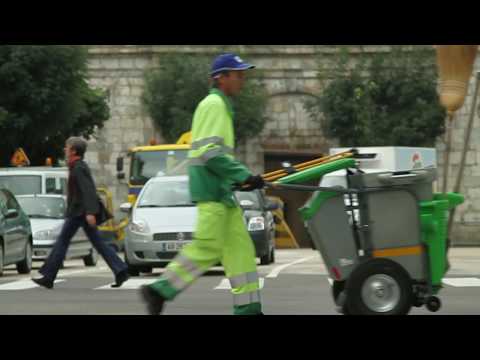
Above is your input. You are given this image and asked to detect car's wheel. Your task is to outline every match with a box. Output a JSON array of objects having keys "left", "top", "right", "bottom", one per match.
[
  {"left": 0, "top": 243, "right": 4, "bottom": 277},
  {"left": 127, "top": 266, "right": 140, "bottom": 277},
  {"left": 260, "top": 251, "right": 272, "bottom": 266},
  {"left": 125, "top": 252, "right": 141, "bottom": 277},
  {"left": 16, "top": 241, "right": 32, "bottom": 274},
  {"left": 270, "top": 248, "right": 275, "bottom": 264},
  {"left": 83, "top": 248, "right": 98, "bottom": 267},
  {"left": 332, "top": 280, "right": 350, "bottom": 315},
  {"left": 345, "top": 258, "right": 414, "bottom": 316},
  {"left": 332, "top": 281, "right": 346, "bottom": 305}
]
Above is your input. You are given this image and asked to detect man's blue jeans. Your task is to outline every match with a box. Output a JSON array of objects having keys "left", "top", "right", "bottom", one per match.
[{"left": 39, "top": 216, "right": 127, "bottom": 282}]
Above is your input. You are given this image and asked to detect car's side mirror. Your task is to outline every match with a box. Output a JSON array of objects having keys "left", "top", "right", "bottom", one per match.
[
  {"left": 5, "top": 209, "right": 18, "bottom": 219},
  {"left": 117, "top": 157, "right": 126, "bottom": 180},
  {"left": 120, "top": 203, "right": 133, "bottom": 214},
  {"left": 117, "top": 157, "right": 124, "bottom": 172}
]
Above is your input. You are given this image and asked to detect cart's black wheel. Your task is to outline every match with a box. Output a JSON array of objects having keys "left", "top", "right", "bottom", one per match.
[
  {"left": 412, "top": 284, "right": 427, "bottom": 307},
  {"left": 425, "top": 296, "right": 442, "bottom": 313},
  {"left": 331, "top": 280, "right": 351, "bottom": 315},
  {"left": 332, "top": 281, "right": 346, "bottom": 305},
  {"left": 345, "top": 258, "right": 414, "bottom": 316},
  {"left": 413, "top": 297, "right": 425, "bottom": 308}
]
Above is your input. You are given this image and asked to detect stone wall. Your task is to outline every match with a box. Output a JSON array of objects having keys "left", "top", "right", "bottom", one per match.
[
  {"left": 437, "top": 55, "right": 480, "bottom": 245},
  {"left": 85, "top": 45, "right": 335, "bottom": 212},
  {"left": 85, "top": 45, "right": 480, "bottom": 245}
]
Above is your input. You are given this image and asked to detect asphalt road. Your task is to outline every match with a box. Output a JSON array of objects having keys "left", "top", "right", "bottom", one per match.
[{"left": 1, "top": 249, "right": 480, "bottom": 315}]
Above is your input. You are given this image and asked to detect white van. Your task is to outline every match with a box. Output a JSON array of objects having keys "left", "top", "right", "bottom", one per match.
[{"left": 0, "top": 167, "right": 68, "bottom": 196}]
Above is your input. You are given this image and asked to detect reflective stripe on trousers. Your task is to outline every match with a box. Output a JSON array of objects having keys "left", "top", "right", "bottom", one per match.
[
  {"left": 229, "top": 271, "right": 262, "bottom": 306},
  {"left": 229, "top": 272, "right": 259, "bottom": 288},
  {"left": 162, "top": 255, "right": 205, "bottom": 292},
  {"left": 233, "top": 290, "right": 262, "bottom": 307}
]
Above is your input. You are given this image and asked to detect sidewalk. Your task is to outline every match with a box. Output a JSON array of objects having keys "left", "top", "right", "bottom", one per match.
[{"left": 449, "top": 247, "right": 480, "bottom": 258}]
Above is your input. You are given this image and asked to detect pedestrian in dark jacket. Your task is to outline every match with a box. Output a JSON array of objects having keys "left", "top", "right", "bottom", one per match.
[{"left": 32, "top": 137, "right": 129, "bottom": 289}]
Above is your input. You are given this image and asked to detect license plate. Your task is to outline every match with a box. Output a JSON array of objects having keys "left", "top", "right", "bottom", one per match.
[{"left": 162, "top": 242, "right": 191, "bottom": 252}]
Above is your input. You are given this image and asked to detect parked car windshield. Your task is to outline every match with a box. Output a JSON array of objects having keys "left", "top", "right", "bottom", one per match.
[
  {"left": 17, "top": 197, "right": 65, "bottom": 219},
  {"left": 0, "top": 175, "right": 42, "bottom": 195},
  {"left": 235, "top": 191, "right": 262, "bottom": 210},
  {"left": 138, "top": 180, "right": 194, "bottom": 208}
]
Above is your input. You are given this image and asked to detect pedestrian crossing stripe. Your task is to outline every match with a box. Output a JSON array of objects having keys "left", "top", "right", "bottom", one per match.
[
  {"left": 1, "top": 276, "right": 480, "bottom": 291},
  {"left": 0, "top": 279, "right": 65, "bottom": 291},
  {"left": 95, "top": 279, "right": 157, "bottom": 290},
  {"left": 442, "top": 278, "right": 480, "bottom": 287},
  {"left": 325, "top": 277, "right": 480, "bottom": 288}
]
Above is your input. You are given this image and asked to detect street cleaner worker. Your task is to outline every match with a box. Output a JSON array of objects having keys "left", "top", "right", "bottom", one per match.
[{"left": 140, "top": 53, "right": 266, "bottom": 315}]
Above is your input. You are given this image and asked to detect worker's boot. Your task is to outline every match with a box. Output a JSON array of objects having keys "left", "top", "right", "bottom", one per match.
[{"left": 140, "top": 285, "right": 166, "bottom": 315}]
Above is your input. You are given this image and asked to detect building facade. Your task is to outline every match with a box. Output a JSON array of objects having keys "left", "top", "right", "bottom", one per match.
[{"left": 85, "top": 45, "right": 480, "bottom": 246}]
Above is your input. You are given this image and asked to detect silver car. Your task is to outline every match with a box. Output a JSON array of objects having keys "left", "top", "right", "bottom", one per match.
[
  {"left": 122, "top": 176, "right": 196, "bottom": 276},
  {"left": 16, "top": 195, "right": 98, "bottom": 267},
  {"left": 0, "top": 189, "right": 33, "bottom": 276}
]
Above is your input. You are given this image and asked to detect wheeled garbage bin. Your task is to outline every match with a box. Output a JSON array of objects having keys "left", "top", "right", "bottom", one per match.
[{"left": 274, "top": 160, "right": 464, "bottom": 315}]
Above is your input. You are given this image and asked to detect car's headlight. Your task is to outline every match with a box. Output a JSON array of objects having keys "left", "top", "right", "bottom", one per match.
[
  {"left": 34, "top": 229, "right": 60, "bottom": 240},
  {"left": 248, "top": 217, "right": 265, "bottom": 232},
  {"left": 129, "top": 220, "right": 151, "bottom": 234}
]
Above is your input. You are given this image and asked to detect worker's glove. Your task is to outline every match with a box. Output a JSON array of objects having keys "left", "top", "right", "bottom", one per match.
[{"left": 239, "top": 175, "right": 265, "bottom": 192}]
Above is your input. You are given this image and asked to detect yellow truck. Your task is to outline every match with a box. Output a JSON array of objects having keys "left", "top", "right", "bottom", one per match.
[{"left": 116, "top": 134, "right": 192, "bottom": 205}]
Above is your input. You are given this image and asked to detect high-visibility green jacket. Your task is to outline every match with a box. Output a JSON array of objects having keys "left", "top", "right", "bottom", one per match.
[{"left": 188, "top": 88, "right": 251, "bottom": 207}]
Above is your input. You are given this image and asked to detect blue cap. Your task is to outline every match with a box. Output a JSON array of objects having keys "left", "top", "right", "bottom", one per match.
[{"left": 210, "top": 53, "right": 256, "bottom": 77}]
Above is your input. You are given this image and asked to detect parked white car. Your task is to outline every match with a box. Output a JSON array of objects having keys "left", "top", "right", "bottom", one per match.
[
  {"left": 122, "top": 176, "right": 195, "bottom": 275},
  {"left": 16, "top": 194, "right": 97, "bottom": 266},
  {"left": 122, "top": 175, "right": 278, "bottom": 276}
]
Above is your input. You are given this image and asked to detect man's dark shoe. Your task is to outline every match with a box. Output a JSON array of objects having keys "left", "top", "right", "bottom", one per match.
[
  {"left": 32, "top": 276, "right": 54, "bottom": 290},
  {"left": 140, "top": 285, "right": 166, "bottom": 315},
  {"left": 111, "top": 270, "right": 130, "bottom": 288}
]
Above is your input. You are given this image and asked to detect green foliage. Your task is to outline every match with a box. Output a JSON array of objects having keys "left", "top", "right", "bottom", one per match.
[
  {"left": 304, "top": 46, "right": 446, "bottom": 147},
  {"left": 142, "top": 54, "right": 268, "bottom": 144},
  {"left": 0, "top": 45, "right": 110, "bottom": 166}
]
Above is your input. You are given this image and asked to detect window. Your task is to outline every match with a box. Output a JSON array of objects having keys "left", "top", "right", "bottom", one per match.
[
  {"left": 17, "top": 197, "right": 66, "bottom": 219},
  {"left": 130, "top": 150, "right": 189, "bottom": 186},
  {"left": 46, "top": 177, "right": 56, "bottom": 194},
  {"left": 0, "top": 191, "right": 7, "bottom": 215},
  {"left": 3, "top": 190, "right": 20, "bottom": 210},
  {"left": 235, "top": 191, "right": 262, "bottom": 210},
  {"left": 138, "top": 180, "right": 193, "bottom": 208},
  {"left": 0, "top": 175, "right": 42, "bottom": 195},
  {"left": 59, "top": 178, "right": 67, "bottom": 195}
]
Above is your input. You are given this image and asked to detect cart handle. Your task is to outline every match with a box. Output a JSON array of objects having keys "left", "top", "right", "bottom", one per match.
[{"left": 266, "top": 182, "right": 359, "bottom": 194}]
